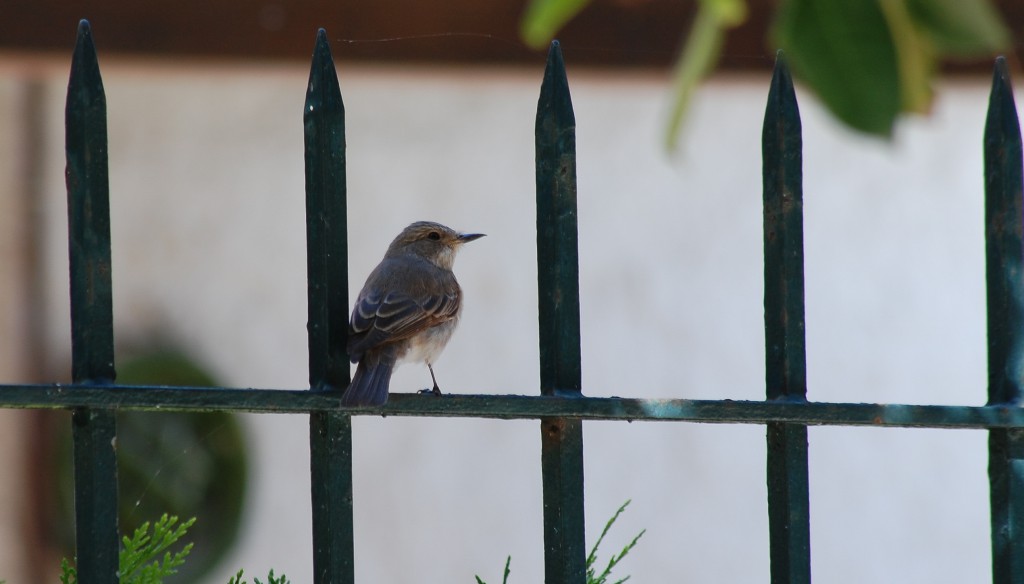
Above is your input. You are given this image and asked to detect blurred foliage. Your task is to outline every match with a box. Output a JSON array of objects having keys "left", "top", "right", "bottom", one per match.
[
  {"left": 60, "top": 515, "right": 196, "bottom": 584},
  {"left": 54, "top": 514, "right": 292, "bottom": 584},
  {"left": 53, "top": 350, "right": 247, "bottom": 584},
  {"left": 475, "top": 500, "right": 645, "bottom": 584},
  {"left": 227, "top": 569, "right": 292, "bottom": 584},
  {"left": 521, "top": 0, "right": 1011, "bottom": 147}
]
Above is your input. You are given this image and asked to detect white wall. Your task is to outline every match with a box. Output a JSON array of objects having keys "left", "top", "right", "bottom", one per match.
[
  {"left": 0, "top": 73, "right": 33, "bottom": 584},
  {"left": 0, "top": 53, "right": 1006, "bottom": 582}
]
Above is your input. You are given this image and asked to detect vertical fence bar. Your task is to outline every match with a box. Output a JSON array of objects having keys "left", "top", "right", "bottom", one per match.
[
  {"left": 304, "top": 29, "right": 354, "bottom": 584},
  {"left": 984, "top": 56, "right": 1024, "bottom": 584},
  {"left": 65, "top": 19, "right": 120, "bottom": 583},
  {"left": 536, "top": 40, "right": 586, "bottom": 584},
  {"left": 762, "top": 52, "right": 811, "bottom": 584}
]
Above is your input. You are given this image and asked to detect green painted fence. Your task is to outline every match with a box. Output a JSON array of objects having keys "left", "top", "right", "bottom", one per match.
[{"left": 1, "top": 19, "right": 1023, "bottom": 584}]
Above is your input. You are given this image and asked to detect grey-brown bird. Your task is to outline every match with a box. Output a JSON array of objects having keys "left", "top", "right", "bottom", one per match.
[{"left": 342, "top": 221, "right": 484, "bottom": 406}]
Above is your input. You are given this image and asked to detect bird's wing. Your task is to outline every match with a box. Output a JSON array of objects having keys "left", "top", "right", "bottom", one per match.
[{"left": 347, "top": 287, "right": 460, "bottom": 359}]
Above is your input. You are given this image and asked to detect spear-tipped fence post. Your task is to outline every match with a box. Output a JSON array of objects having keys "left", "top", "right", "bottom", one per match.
[
  {"left": 304, "top": 28, "right": 354, "bottom": 584},
  {"left": 65, "top": 18, "right": 120, "bottom": 584},
  {"left": 984, "top": 55, "right": 1024, "bottom": 584},
  {"left": 762, "top": 51, "right": 811, "bottom": 584},
  {"left": 536, "top": 40, "right": 586, "bottom": 584}
]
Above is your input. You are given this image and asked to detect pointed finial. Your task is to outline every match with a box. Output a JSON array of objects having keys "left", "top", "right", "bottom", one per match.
[
  {"left": 986, "top": 55, "right": 1020, "bottom": 139},
  {"left": 306, "top": 28, "right": 342, "bottom": 116},
  {"left": 767, "top": 50, "right": 796, "bottom": 105},
  {"left": 68, "top": 18, "right": 105, "bottom": 114},
  {"left": 72, "top": 19, "right": 99, "bottom": 71},
  {"left": 538, "top": 40, "right": 574, "bottom": 130},
  {"left": 991, "top": 56, "right": 1015, "bottom": 101}
]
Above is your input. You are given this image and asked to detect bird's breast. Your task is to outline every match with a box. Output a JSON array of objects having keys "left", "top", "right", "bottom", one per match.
[{"left": 399, "top": 318, "right": 459, "bottom": 365}]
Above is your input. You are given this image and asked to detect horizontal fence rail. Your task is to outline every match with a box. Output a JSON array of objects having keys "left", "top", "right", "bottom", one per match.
[
  {"left": 3, "top": 385, "right": 1024, "bottom": 428},
  {"left": 2, "top": 19, "right": 1024, "bottom": 584}
]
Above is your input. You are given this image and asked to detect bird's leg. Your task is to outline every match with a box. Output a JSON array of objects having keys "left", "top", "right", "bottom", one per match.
[{"left": 428, "top": 364, "right": 442, "bottom": 396}]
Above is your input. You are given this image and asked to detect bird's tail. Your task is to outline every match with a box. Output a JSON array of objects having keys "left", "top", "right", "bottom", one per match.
[{"left": 342, "top": 351, "right": 396, "bottom": 406}]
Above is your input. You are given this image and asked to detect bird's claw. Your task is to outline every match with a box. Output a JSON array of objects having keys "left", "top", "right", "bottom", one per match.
[{"left": 418, "top": 385, "right": 443, "bottom": 397}]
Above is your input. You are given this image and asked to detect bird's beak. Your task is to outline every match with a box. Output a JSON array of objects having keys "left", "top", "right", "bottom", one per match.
[{"left": 458, "top": 232, "right": 485, "bottom": 243}]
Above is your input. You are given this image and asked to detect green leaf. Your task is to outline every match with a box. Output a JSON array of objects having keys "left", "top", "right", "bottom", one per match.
[
  {"left": 702, "top": 0, "right": 748, "bottom": 26},
  {"left": 586, "top": 500, "right": 645, "bottom": 584},
  {"left": 520, "top": 0, "right": 1012, "bottom": 141},
  {"left": 907, "top": 0, "right": 1010, "bottom": 55},
  {"left": 877, "top": 0, "right": 935, "bottom": 114},
  {"left": 59, "top": 559, "right": 77, "bottom": 584},
  {"left": 774, "top": 0, "right": 1008, "bottom": 137},
  {"left": 664, "top": 0, "right": 746, "bottom": 151},
  {"left": 119, "top": 514, "right": 196, "bottom": 584},
  {"left": 774, "top": 0, "right": 903, "bottom": 136},
  {"left": 521, "top": 0, "right": 595, "bottom": 49},
  {"left": 474, "top": 555, "right": 511, "bottom": 584}
]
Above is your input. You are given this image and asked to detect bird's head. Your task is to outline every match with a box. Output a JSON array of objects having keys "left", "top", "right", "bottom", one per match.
[{"left": 386, "top": 221, "right": 484, "bottom": 269}]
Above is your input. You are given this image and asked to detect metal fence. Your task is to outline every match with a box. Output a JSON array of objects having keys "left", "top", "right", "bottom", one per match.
[{"left": 1, "top": 19, "right": 1023, "bottom": 584}]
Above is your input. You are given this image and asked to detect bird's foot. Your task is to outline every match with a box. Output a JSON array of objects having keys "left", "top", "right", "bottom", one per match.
[{"left": 418, "top": 384, "right": 443, "bottom": 397}]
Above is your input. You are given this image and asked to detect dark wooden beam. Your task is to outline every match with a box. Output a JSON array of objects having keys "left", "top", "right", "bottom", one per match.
[{"left": 5, "top": 0, "right": 1019, "bottom": 70}]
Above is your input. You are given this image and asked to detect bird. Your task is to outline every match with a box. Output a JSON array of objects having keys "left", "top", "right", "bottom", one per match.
[{"left": 342, "top": 221, "right": 484, "bottom": 406}]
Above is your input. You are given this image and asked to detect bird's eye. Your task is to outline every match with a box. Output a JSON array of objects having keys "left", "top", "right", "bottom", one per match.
[{"left": 428, "top": 231, "right": 441, "bottom": 241}]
